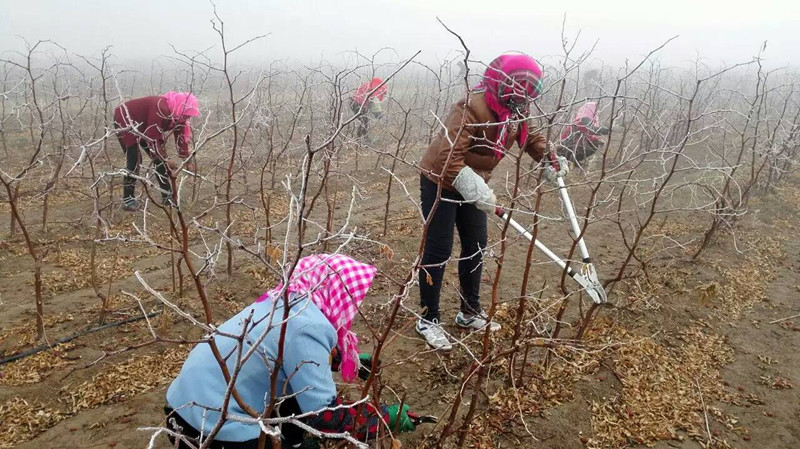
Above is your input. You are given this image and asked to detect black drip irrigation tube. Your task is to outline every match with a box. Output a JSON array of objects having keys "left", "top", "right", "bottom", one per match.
[{"left": 0, "top": 310, "right": 162, "bottom": 366}]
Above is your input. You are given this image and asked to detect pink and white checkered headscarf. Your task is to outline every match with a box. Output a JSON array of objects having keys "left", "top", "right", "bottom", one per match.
[{"left": 256, "top": 254, "right": 377, "bottom": 382}]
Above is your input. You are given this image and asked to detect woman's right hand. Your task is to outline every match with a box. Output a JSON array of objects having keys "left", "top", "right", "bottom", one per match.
[
  {"left": 358, "top": 353, "right": 381, "bottom": 380},
  {"left": 167, "top": 159, "right": 196, "bottom": 173},
  {"left": 452, "top": 166, "right": 497, "bottom": 214},
  {"left": 166, "top": 159, "right": 179, "bottom": 171},
  {"left": 386, "top": 404, "right": 416, "bottom": 432}
]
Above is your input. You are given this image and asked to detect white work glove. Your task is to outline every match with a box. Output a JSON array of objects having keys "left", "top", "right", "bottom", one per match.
[
  {"left": 543, "top": 155, "right": 570, "bottom": 185},
  {"left": 452, "top": 166, "right": 497, "bottom": 214}
]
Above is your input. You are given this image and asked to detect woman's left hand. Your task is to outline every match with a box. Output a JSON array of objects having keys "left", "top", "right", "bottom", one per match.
[{"left": 358, "top": 353, "right": 380, "bottom": 380}]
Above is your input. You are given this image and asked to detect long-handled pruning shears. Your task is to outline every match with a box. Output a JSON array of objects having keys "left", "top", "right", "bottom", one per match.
[{"left": 494, "top": 155, "right": 608, "bottom": 304}]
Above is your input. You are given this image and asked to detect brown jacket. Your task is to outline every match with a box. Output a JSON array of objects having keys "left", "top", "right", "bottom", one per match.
[{"left": 420, "top": 92, "right": 548, "bottom": 191}]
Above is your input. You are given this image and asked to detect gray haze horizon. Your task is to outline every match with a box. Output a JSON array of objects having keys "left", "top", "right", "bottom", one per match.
[{"left": 1, "top": 0, "right": 798, "bottom": 70}]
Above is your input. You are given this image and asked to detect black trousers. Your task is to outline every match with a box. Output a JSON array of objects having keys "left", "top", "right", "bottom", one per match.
[
  {"left": 558, "top": 134, "right": 603, "bottom": 163},
  {"left": 350, "top": 100, "right": 369, "bottom": 139},
  {"left": 418, "top": 175, "right": 487, "bottom": 322},
  {"left": 164, "top": 398, "right": 305, "bottom": 449},
  {"left": 118, "top": 139, "right": 171, "bottom": 201}
]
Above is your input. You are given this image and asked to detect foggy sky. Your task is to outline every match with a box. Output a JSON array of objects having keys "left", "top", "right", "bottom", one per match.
[{"left": 1, "top": 0, "right": 798, "bottom": 69}]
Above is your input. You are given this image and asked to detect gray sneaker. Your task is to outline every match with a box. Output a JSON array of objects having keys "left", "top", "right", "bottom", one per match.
[
  {"left": 121, "top": 197, "right": 139, "bottom": 212},
  {"left": 455, "top": 310, "right": 501, "bottom": 332},
  {"left": 416, "top": 318, "right": 452, "bottom": 351}
]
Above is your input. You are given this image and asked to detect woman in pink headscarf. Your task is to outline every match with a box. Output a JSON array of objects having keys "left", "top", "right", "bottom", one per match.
[
  {"left": 416, "top": 53, "right": 557, "bottom": 350},
  {"left": 166, "top": 254, "right": 417, "bottom": 448},
  {"left": 113, "top": 92, "right": 199, "bottom": 210},
  {"left": 558, "top": 101, "right": 609, "bottom": 164}
]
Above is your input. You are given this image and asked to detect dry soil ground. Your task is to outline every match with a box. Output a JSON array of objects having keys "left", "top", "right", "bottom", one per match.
[{"left": 1, "top": 150, "right": 798, "bottom": 448}]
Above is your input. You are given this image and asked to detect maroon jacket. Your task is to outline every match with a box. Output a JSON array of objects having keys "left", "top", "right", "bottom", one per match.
[{"left": 113, "top": 96, "right": 191, "bottom": 159}]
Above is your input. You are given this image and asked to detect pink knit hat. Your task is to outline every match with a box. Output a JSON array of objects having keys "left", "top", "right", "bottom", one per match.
[{"left": 163, "top": 91, "right": 200, "bottom": 118}]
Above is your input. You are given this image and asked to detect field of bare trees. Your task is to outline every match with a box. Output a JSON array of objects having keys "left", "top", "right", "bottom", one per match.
[{"left": 1, "top": 18, "right": 799, "bottom": 449}]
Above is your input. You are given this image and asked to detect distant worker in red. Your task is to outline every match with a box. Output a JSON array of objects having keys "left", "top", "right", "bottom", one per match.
[
  {"left": 350, "top": 77, "right": 388, "bottom": 143},
  {"left": 558, "top": 101, "right": 609, "bottom": 165},
  {"left": 113, "top": 92, "right": 199, "bottom": 211}
]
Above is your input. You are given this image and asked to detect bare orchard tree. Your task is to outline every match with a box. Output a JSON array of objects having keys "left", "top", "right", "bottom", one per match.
[{"left": 0, "top": 40, "right": 72, "bottom": 340}]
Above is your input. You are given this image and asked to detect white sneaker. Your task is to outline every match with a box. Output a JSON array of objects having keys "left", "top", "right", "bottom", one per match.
[
  {"left": 416, "top": 318, "right": 452, "bottom": 351},
  {"left": 455, "top": 310, "right": 501, "bottom": 332}
]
